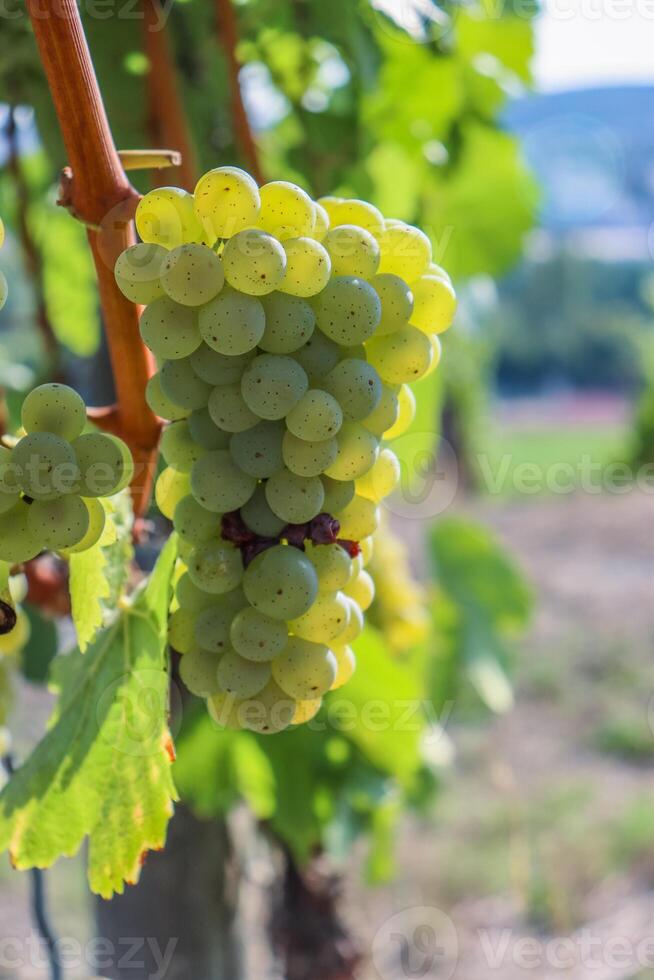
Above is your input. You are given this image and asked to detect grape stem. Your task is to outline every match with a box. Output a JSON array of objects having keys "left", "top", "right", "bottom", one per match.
[
  {"left": 143, "top": 0, "right": 200, "bottom": 192},
  {"left": 215, "top": 0, "right": 265, "bottom": 184},
  {"left": 25, "top": 0, "right": 161, "bottom": 518}
]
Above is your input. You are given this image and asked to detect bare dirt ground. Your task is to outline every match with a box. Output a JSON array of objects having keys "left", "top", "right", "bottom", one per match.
[{"left": 353, "top": 488, "right": 654, "bottom": 980}]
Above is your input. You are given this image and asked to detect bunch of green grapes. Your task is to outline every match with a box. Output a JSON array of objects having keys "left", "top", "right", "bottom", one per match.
[
  {"left": 0, "top": 384, "right": 133, "bottom": 564},
  {"left": 0, "top": 216, "right": 7, "bottom": 312},
  {"left": 367, "top": 518, "right": 430, "bottom": 653},
  {"left": 115, "top": 168, "right": 455, "bottom": 732}
]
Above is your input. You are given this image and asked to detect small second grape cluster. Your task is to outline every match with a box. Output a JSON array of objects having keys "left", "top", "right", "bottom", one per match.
[
  {"left": 0, "top": 384, "right": 133, "bottom": 563},
  {"left": 115, "top": 167, "right": 456, "bottom": 733}
]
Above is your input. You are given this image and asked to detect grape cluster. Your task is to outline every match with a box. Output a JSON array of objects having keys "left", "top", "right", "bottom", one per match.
[
  {"left": 0, "top": 384, "right": 133, "bottom": 564},
  {"left": 367, "top": 518, "right": 430, "bottom": 653},
  {"left": 115, "top": 168, "right": 455, "bottom": 733}
]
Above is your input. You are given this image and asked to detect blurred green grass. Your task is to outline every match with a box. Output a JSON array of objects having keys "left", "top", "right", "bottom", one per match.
[{"left": 477, "top": 421, "right": 631, "bottom": 498}]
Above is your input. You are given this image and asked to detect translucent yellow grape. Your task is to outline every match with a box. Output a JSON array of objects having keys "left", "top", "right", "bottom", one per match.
[
  {"left": 366, "top": 325, "right": 433, "bottom": 384},
  {"left": 223, "top": 229, "right": 287, "bottom": 295},
  {"left": 258, "top": 180, "right": 314, "bottom": 239},
  {"left": 378, "top": 222, "right": 432, "bottom": 281},
  {"left": 384, "top": 384, "right": 416, "bottom": 439},
  {"left": 344, "top": 569, "right": 375, "bottom": 611},
  {"left": 194, "top": 166, "right": 261, "bottom": 240},
  {"left": 318, "top": 197, "right": 384, "bottom": 235},
  {"left": 330, "top": 645, "right": 356, "bottom": 690},
  {"left": 136, "top": 187, "right": 203, "bottom": 249},
  {"left": 323, "top": 225, "right": 380, "bottom": 279},
  {"left": 335, "top": 495, "right": 379, "bottom": 539},
  {"left": 356, "top": 448, "right": 401, "bottom": 502},
  {"left": 311, "top": 202, "right": 330, "bottom": 241},
  {"left": 280, "top": 238, "right": 331, "bottom": 298},
  {"left": 155, "top": 466, "right": 191, "bottom": 519},
  {"left": 410, "top": 274, "right": 457, "bottom": 334}
]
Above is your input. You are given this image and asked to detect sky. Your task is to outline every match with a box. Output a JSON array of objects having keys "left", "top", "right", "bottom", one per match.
[{"left": 534, "top": 5, "right": 654, "bottom": 90}]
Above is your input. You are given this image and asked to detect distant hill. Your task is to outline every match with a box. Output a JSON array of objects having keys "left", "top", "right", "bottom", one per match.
[{"left": 504, "top": 86, "right": 654, "bottom": 254}]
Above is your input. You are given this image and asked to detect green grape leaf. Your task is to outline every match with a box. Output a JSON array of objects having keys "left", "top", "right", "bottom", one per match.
[
  {"left": 0, "top": 536, "right": 178, "bottom": 898},
  {"left": 20, "top": 605, "right": 58, "bottom": 685},
  {"left": 337, "top": 626, "right": 424, "bottom": 785},
  {"left": 69, "top": 492, "right": 134, "bottom": 652}
]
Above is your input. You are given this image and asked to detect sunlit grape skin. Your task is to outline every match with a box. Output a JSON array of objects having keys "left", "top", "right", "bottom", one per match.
[{"left": 116, "top": 172, "right": 455, "bottom": 729}]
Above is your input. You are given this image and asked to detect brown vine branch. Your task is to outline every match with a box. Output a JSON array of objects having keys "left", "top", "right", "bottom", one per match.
[
  {"left": 25, "top": 0, "right": 161, "bottom": 517},
  {"left": 143, "top": 0, "right": 199, "bottom": 192},
  {"left": 215, "top": 0, "right": 265, "bottom": 184},
  {"left": 5, "top": 107, "right": 61, "bottom": 378}
]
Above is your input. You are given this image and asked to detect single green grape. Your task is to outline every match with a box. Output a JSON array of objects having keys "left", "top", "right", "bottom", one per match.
[
  {"left": 291, "top": 698, "right": 323, "bottom": 725},
  {"left": 229, "top": 421, "right": 284, "bottom": 479},
  {"left": 114, "top": 243, "right": 167, "bottom": 304},
  {"left": 321, "top": 476, "right": 355, "bottom": 514},
  {"left": 12, "top": 433, "right": 79, "bottom": 500},
  {"left": 139, "top": 297, "right": 202, "bottom": 360},
  {"left": 312, "top": 276, "right": 381, "bottom": 346},
  {"left": 173, "top": 494, "right": 218, "bottom": 545},
  {"left": 160, "top": 420, "right": 205, "bottom": 472},
  {"left": 198, "top": 287, "right": 265, "bottom": 356},
  {"left": 187, "top": 408, "right": 230, "bottom": 450},
  {"left": 324, "top": 423, "right": 379, "bottom": 482},
  {"left": 179, "top": 647, "right": 222, "bottom": 697},
  {"left": 27, "top": 494, "right": 90, "bottom": 551},
  {"left": 280, "top": 238, "right": 331, "bottom": 297},
  {"left": 257, "top": 180, "right": 314, "bottom": 240},
  {"left": 370, "top": 273, "right": 414, "bottom": 336},
  {"left": 361, "top": 383, "right": 399, "bottom": 436},
  {"left": 146, "top": 373, "right": 190, "bottom": 422},
  {"left": 195, "top": 602, "right": 240, "bottom": 654},
  {"left": 272, "top": 637, "right": 337, "bottom": 699},
  {"left": 190, "top": 344, "right": 253, "bottom": 386},
  {"left": 21, "top": 383, "right": 86, "bottom": 441},
  {"left": 323, "top": 225, "right": 380, "bottom": 279},
  {"left": 238, "top": 679, "right": 296, "bottom": 734},
  {"left": 323, "top": 358, "right": 381, "bottom": 422},
  {"left": 259, "top": 293, "right": 315, "bottom": 354},
  {"left": 207, "top": 383, "right": 259, "bottom": 433},
  {"left": 188, "top": 541, "right": 243, "bottom": 594},
  {"left": 265, "top": 468, "right": 325, "bottom": 524},
  {"left": 243, "top": 544, "right": 318, "bottom": 620},
  {"left": 241, "top": 354, "right": 308, "bottom": 420},
  {"left": 285, "top": 389, "right": 343, "bottom": 441},
  {"left": 0, "top": 447, "right": 20, "bottom": 513},
  {"left": 168, "top": 607, "right": 197, "bottom": 655},
  {"left": 217, "top": 650, "right": 271, "bottom": 699},
  {"left": 191, "top": 450, "right": 256, "bottom": 512},
  {"left": 293, "top": 329, "right": 340, "bottom": 382},
  {"left": 377, "top": 221, "right": 432, "bottom": 281},
  {"left": 222, "top": 229, "right": 287, "bottom": 295},
  {"left": 72, "top": 432, "right": 133, "bottom": 497},
  {"left": 194, "top": 166, "right": 261, "bottom": 241},
  {"left": 136, "top": 187, "right": 203, "bottom": 249},
  {"left": 240, "top": 485, "right": 285, "bottom": 538},
  {"left": 306, "top": 542, "right": 352, "bottom": 592},
  {"left": 160, "top": 244, "right": 225, "bottom": 307},
  {"left": 230, "top": 606, "right": 288, "bottom": 662},
  {"left": 366, "top": 325, "right": 433, "bottom": 384},
  {"left": 176, "top": 572, "right": 217, "bottom": 615},
  {"left": 282, "top": 431, "right": 337, "bottom": 478},
  {"left": 160, "top": 357, "right": 212, "bottom": 411},
  {"left": 0, "top": 501, "right": 41, "bottom": 563}
]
